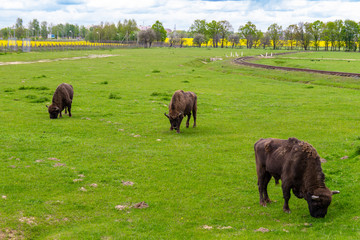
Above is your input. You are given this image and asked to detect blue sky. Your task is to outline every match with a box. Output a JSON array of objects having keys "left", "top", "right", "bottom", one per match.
[{"left": 1, "top": 0, "right": 359, "bottom": 31}]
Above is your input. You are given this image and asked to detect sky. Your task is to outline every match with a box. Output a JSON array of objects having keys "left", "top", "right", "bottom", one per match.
[{"left": 1, "top": 0, "right": 360, "bottom": 31}]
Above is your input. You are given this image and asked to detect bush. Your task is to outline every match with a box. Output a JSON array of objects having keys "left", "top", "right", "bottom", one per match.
[{"left": 109, "top": 93, "right": 121, "bottom": 99}]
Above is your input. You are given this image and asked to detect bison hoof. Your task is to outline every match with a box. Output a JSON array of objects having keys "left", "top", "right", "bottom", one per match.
[
  {"left": 283, "top": 208, "right": 291, "bottom": 214},
  {"left": 260, "top": 201, "right": 267, "bottom": 207}
]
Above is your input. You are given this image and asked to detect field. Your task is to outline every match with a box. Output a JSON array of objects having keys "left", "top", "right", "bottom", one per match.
[
  {"left": 255, "top": 51, "right": 360, "bottom": 74},
  {"left": 1, "top": 48, "right": 360, "bottom": 239}
]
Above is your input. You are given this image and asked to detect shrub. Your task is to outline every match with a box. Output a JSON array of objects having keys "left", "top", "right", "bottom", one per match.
[{"left": 109, "top": 93, "right": 121, "bottom": 99}]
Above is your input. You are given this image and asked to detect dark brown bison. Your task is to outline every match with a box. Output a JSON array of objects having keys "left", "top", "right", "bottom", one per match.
[
  {"left": 47, "top": 83, "right": 73, "bottom": 119},
  {"left": 254, "top": 137, "right": 339, "bottom": 218},
  {"left": 164, "top": 90, "right": 197, "bottom": 133}
]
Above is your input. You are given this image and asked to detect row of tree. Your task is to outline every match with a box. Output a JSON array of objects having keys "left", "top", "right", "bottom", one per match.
[
  {"left": 188, "top": 19, "right": 360, "bottom": 51},
  {"left": 1, "top": 18, "right": 360, "bottom": 51},
  {"left": 0, "top": 18, "right": 139, "bottom": 42}
]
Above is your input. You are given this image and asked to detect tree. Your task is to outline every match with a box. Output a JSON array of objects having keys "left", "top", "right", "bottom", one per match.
[
  {"left": 342, "top": 20, "right": 359, "bottom": 51},
  {"left": 218, "top": 20, "right": 233, "bottom": 48},
  {"left": 238, "top": 21, "right": 257, "bottom": 49},
  {"left": 193, "top": 33, "right": 206, "bottom": 47},
  {"left": 323, "top": 21, "right": 336, "bottom": 51},
  {"left": 267, "top": 23, "right": 282, "bottom": 50},
  {"left": 15, "top": 18, "right": 26, "bottom": 39},
  {"left": 118, "top": 19, "right": 138, "bottom": 42},
  {"left": 177, "top": 31, "right": 187, "bottom": 48},
  {"left": 253, "top": 30, "right": 263, "bottom": 48},
  {"left": 168, "top": 31, "right": 178, "bottom": 47},
  {"left": 260, "top": 32, "right": 271, "bottom": 49},
  {"left": 123, "top": 19, "right": 138, "bottom": 41},
  {"left": 296, "top": 22, "right": 312, "bottom": 50},
  {"left": 228, "top": 34, "right": 240, "bottom": 48},
  {"left": 334, "top": 19, "right": 343, "bottom": 51},
  {"left": 207, "top": 20, "right": 221, "bottom": 48},
  {"left": 152, "top": 20, "right": 167, "bottom": 42},
  {"left": 79, "top": 25, "right": 87, "bottom": 39},
  {"left": 138, "top": 28, "right": 156, "bottom": 48},
  {"left": 0, "top": 28, "right": 10, "bottom": 39},
  {"left": 28, "top": 19, "right": 40, "bottom": 39},
  {"left": 310, "top": 20, "right": 324, "bottom": 50},
  {"left": 284, "top": 24, "right": 297, "bottom": 50},
  {"left": 102, "top": 22, "right": 117, "bottom": 41},
  {"left": 189, "top": 19, "right": 209, "bottom": 46},
  {"left": 41, "top": 21, "right": 48, "bottom": 39}
]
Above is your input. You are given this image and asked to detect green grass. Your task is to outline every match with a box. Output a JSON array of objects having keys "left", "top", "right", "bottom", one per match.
[
  {"left": 255, "top": 51, "right": 360, "bottom": 74},
  {"left": 0, "top": 48, "right": 360, "bottom": 239}
]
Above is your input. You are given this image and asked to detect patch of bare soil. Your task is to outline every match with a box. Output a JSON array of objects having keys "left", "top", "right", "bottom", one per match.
[
  {"left": 122, "top": 181, "right": 134, "bottom": 186},
  {"left": 115, "top": 202, "right": 149, "bottom": 211},
  {"left": 255, "top": 227, "right": 270, "bottom": 233},
  {"left": 0, "top": 229, "right": 24, "bottom": 240},
  {"left": 133, "top": 202, "right": 149, "bottom": 209},
  {"left": 19, "top": 217, "right": 36, "bottom": 225},
  {"left": 53, "top": 163, "right": 66, "bottom": 167},
  {"left": 0, "top": 54, "right": 118, "bottom": 66},
  {"left": 202, "top": 225, "right": 213, "bottom": 230}
]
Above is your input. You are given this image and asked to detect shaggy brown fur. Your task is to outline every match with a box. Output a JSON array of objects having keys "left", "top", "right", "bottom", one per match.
[
  {"left": 47, "top": 83, "right": 73, "bottom": 119},
  {"left": 254, "top": 137, "right": 339, "bottom": 218},
  {"left": 164, "top": 90, "right": 197, "bottom": 133}
]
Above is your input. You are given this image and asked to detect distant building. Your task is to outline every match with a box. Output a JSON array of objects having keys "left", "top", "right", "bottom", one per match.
[{"left": 139, "top": 25, "right": 151, "bottom": 31}]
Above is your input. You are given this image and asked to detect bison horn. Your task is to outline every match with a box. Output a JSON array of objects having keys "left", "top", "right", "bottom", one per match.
[
  {"left": 164, "top": 113, "right": 170, "bottom": 119},
  {"left": 311, "top": 195, "right": 320, "bottom": 200},
  {"left": 46, "top": 105, "right": 49, "bottom": 108},
  {"left": 332, "top": 190, "right": 340, "bottom": 195},
  {"left": 178, "top": 112, "right": 182, "bottom": 117}
]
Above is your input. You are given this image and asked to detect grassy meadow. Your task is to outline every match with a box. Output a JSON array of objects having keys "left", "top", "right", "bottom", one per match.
[
  {"left": 255, "top": 51, "right": 360, "bottom": 74},
  {"left": 0, "top": 48, "right": 360, "bottom": 239}
]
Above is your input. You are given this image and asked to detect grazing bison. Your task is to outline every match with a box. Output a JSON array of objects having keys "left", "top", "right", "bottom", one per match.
[
  {"left": 164, "top": 90, "right": 197, "bottom": 133},
  {"left": 47, "top": 83, "right": 73, "bottom": 119},
  {"left": 254, "top": 137, "right": 339, "bottom": 218}
]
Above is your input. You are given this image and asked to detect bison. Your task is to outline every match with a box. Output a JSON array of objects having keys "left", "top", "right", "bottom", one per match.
[
  {"left": 47, "top": 83, "right": 73, "bottom": 119},
  {"left": 254, "top": 137, "right": 339, "bottom": 218},
  {"left": 164, "top": 90, "right": 197, "bottom": 133}
]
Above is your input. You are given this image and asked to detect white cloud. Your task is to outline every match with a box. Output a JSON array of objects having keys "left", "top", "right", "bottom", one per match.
[{"left": 0, "top": 0, "right": 359, "bottom": 31}]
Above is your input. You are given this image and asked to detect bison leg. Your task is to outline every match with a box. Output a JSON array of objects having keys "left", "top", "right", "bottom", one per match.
[
  {"left": 282, "top": 184, "right": 291, "bottom": 213},
  {"left": 192, "top": 109, "right": 197, "bottom": 128},
  {"left": 262, "top": 172, "right": 272, "bottom": 204},
  {"left": 186, "top": 114, "right": 191, "bottom": 128},
  {"left": 65, "top": 107, "right": 68, "bottom": 115},
  {"left": 258, "top": 172, "right": 272, "bottom": 206},
  {"left": 68, "top": 105, "right": 72, "bottom": 117}
]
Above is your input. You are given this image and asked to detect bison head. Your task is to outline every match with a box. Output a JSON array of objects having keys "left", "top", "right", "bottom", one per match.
[
  {"left": 47, "top": 105, "right": 60, "bottom": 119},
  {"left": 164, "top": 112, "right": 183, "bottom": 133},
  {"left": 306, "top": 189, "right": 340, "bottom": 218}
]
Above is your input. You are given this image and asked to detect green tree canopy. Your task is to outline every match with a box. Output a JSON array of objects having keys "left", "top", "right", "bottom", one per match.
[{"left": 152, "top": 20, "right": 167, "bottom": 42}]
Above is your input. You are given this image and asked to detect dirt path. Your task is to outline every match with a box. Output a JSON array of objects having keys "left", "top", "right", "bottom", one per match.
[
  {"left": 0, "top": 54, "right": 118, "bottom": 66},
  {"left": 234, "top": 52, "right": 360, "bottom": 78}
]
